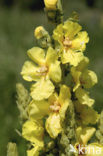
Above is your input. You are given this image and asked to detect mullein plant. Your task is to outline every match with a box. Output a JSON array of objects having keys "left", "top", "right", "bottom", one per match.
[{"left": 7, "top": 0, "right": 103, "bottom": 156}]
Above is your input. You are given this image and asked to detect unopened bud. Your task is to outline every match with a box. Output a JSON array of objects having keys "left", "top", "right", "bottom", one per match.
[
  {"left": 44, "top": 0, "right": 63, "bottom": 24},
  {"left": 44, "top": 0, "right": 58, "bottom": 10},
  {"left": 7, "top": 142, "right": 18, "bottom": 156},
  {"left": 34, "top": 26, "right": 45, "bottom": 39},
  {"left": 34, "top": 26, "right": 51, "bottom": 48}
]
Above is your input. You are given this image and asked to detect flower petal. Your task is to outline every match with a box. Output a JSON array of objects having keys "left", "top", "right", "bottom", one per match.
[
  {"left": 30, "top": 79, "right": 54, "bottom": 101},
  {"left": 71, "top": 67, "right": 81, "bottom": 92},
  {"left": 27, "top": 146, "right": 40, "bottom": 156},
  {"left": 76, "top": 126, "right": 96, "bottom": 145},
  {"left": 21, "top": 61, "right": 41, "bottom": 81},
  {"left": 28, "top": 100, "right": 50, "bottom": 120},
  {"left": 58, "top": 85, "right": 71, "bottom": 120},
  {"left": 22, "top": 120, "right": 44, "bottom": 146},
  {"left": 59, "top": 100, "right": 71, "bottom": 121},
  {"left": 61, "top": 50, "right": 83, "bottom": 66},
  {"left": 59, "top": 85, "right": 71, "bottom": 105},
  {"left": 46, "top": 113, "right": 62, "bottom": 138},
  {"left": 46, "top": 47, "right": 58, "bottom": 65},
  {"left": 75, "top": 87, "right": 94, "bottom": 107},
  {"left": 80, "top": 70, "right": 98, "bottom": 89},
  {"left": 76, "top": 56, "right": 89, "bottom": 71},
  {"left": 63, "top": 20, "right": 82, "bottom": 39},
  {"left": 72, "top": 31, "right": 89, "bottom": 52},
  {"left": 53, "top": 24, "right": 64, "bottom": 44},
  {"left": 27, "top": 47, "right": 45, "bottom": 65},
  {"left": 49, "top": 61, "right": 62, "bottom": 83},
  {"left": 74, "top": 101, "right": 99, "bottom": 125},
  {"left": 49, "top": 93, "right": 58, "bottom": 104}
]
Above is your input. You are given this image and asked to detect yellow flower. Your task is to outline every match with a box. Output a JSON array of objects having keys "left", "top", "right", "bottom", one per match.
[
  {"left": 75, "top": 126, "right": 103, "bottom": 156},
  {"left": 75, "top": 143, "right": 103, "bottom": 156},
  {"left": 22, "top": 120, "right": 44, "bottom": 147},
  {"left": 22, "top": 120, "right": 45, "bottom": 156},
  {"left": 74, "top": 101, "right": 99, "bottom": 125},
  {"left": 44, "top": 0, "right": 58, "bottom": 10},
  {"left": 76, "top": 126, "right": 96, "bottom": 145},
  {"left": 53, "top": 20, "right": 89, "bottom": 66},
  {"left": 75, "top": 87, "right": 95, "bottom": 107},
  {"left": 71, "top": 56, "right": 98, "bottom": 92},
  {"left": 46, "top": 85, "right": 71, "bottom": 138},
  {"left": 21, "top": 47, "right": 62, "bottom": 100},
  {"left": 28, "top": 85, "right": 71, "bottom": 138},
  {"left": 75, "top": 127, "right": 103, "bottom": 156},
  {"left": 27, "top": 145, "right": 42, "bottom": 156}
]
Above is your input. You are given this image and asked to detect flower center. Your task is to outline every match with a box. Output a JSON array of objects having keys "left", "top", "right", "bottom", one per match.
[
  {"left": 50, "top": 101, "right": 61, "bottom": 112},
  {"left": 63, "top": 37, "right": 72, "bottom": 49},
  {"left": 37, "top": 66, "right": 48, "bottom": 76}
]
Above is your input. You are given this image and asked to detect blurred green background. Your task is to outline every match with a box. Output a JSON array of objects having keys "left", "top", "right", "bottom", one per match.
[{"left": 0, "top": 0, "right": 103, "bottom": 155}]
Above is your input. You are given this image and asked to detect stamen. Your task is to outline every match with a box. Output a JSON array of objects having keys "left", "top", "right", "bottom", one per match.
[
  {"left": 36, "top": 66, "right": 48, "bottom": 76},
  {"left": 63, "top": 37, "right": 72, "bottom": 49},
  {"left": 50, "top": 101, "right": 61, "bottom": 112}
]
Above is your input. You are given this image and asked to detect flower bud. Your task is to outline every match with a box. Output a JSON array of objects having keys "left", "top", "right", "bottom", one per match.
[
  {"left": 34, "top": 26, "right": 45, "bottom": 39},
  {"left": 16, "top": 83, "right": 31, "bottom": 121},
  {"left": 44, "top": 0, "right": 58, "bottom": 10},
  {"left": 44, "top": 0, "right": 63, "bottom": 24},
  {"left": 7, "top": 142, "right": 18, "bottom": 156},
  {"left": 34, "top": 26, "right": 51, "bottom": 48}
]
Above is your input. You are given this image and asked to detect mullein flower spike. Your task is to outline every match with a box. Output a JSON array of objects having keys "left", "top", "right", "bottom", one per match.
[{"left": 8, "top": 0, "right": 103, "bottom": 156}]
